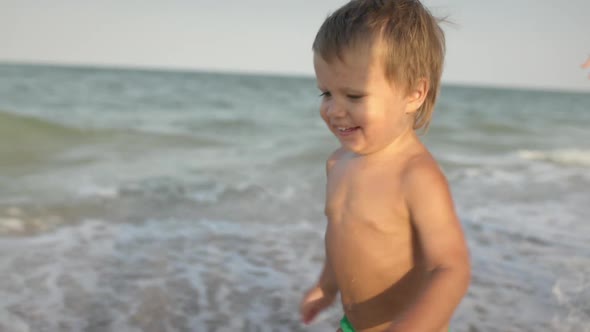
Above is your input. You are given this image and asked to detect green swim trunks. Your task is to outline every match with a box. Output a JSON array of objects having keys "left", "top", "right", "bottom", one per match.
[
  {"left": 340, "top": 316, "right": 355, "bottom": 332},
  {"left": 340, "top": 316, "right": 450, "bottom": 331}
]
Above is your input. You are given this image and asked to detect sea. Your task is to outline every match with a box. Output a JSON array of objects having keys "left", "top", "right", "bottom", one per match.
[{"left": 0, "top": 63, "right": 589, "bottom": 332}]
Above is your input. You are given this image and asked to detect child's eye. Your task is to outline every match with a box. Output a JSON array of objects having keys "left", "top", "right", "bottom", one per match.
[
  {"left": 319, "top": 91, "right": 331, "bottom": 98},
  {"left": 347, "top": 94, "right": 364, "bottom": 100}
]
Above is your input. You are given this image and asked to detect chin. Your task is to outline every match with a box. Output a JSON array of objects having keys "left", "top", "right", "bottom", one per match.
[{"left": 340, "top": 142, "right": 366, "bottom": 154}]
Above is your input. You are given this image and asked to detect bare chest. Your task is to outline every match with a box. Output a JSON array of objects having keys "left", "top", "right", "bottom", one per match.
[{"left": 325, "top": 162, "right": 407, "bottom": 229}]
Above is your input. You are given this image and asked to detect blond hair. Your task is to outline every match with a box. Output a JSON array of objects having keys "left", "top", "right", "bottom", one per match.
[{"left": 313, "top": 0, "right": 446, "bottom": 130}]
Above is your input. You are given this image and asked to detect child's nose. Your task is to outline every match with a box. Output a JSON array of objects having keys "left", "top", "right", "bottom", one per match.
[{"left": 326, "top": 100, "right": 346, "bottom": 118}]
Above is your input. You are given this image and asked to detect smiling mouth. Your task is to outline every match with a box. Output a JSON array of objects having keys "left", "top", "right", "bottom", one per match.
[{"left": 337, "top": 126, "right": 360, "bottom": 132}]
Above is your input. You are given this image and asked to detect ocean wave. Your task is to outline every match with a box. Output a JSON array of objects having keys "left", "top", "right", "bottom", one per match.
[
  {"left": 0, "top": 217, "right": 330, "bottom": 331},
  {"left": 0, "top": 208, "right": 65, "bottom": 236},
  {"left": 0, "top": 109, "right": 94, "bottom": 171},
  {"left": 1, "top": 109, "right": 224, "bottom": 145},
  {"left": 118, "top": 178, "right": 298, "bottom": 205},
  {"left": 0, "top": 109, "right": 224, "bottom": 172},
  {"left": 518, "top": 149, "right": 590, "bottom": 167},
  {"left": 0, "top": 109, "right": 89, "bottom": 146}
]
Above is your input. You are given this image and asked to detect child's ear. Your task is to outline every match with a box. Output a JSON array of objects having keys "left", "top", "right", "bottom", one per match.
[{"left": 405, "top": 78, "right": 429, "bottom": 114}]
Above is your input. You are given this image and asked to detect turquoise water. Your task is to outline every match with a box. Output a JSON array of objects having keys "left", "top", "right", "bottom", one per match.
[{"left": 0, "top": 63, "right": 589, "bottom": 331}]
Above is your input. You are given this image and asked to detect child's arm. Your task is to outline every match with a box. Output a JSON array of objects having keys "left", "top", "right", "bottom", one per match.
[
  {"left": 316, "top": 250, "right": 339, "bottom": 294},
  {"left": 387, "top": 160, "right": 471, "bottom": 332},
  {"left": 300, "top": 234, "right": 339, "bottom": 324},
  {"left": 299, "top": 150, "right": 342, "bottom": 324},
  {"left": 315, "top": 147, "right": 342, "bottom": 297}
]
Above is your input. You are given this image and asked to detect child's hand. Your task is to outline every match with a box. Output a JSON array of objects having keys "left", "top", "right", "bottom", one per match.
[{"left": 299, "top": 285, "right": 337, "bottom": 325}]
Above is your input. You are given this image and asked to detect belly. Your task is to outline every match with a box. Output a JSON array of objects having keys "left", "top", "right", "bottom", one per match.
[
  {"left": 326, "top": 218, "right": 427, "bottom": 330},
  {"left": 326, "top": 216, "right": 416, "bottom": 299}
]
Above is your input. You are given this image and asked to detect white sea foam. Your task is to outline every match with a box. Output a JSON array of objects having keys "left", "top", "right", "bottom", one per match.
[
  {"left": 552, "top": 273, "right": 590, "bottom": 332},
  {"left": 0, "top": 218, "right": 334, "bottom": 331},
  {"left": 0, "top": 217, "right": 25, "bottom": 233},
  {"left": 519, "top": 149, "right": 590, "bottom": 167},
  {"left": 0, "top": 215, "right": 65, "bottom": 236},
  {"left": 76, "top": 183, "right": 119, "bottom": 198},
  {"left": 0, "top": 311, "right": 31, "bottom": 332}
]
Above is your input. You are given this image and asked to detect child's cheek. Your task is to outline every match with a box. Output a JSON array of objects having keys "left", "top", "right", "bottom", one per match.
[{"left": 320, "top": 103, "right": 330, "bottom": 122}]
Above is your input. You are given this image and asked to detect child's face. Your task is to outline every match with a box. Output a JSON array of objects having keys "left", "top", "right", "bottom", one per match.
[{"left": 314, "top": 45, "right": 415, "bottom": 155}]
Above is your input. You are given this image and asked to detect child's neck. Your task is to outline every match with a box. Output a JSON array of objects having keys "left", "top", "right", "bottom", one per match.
[{"left": 350, "top": 127, "right": 420, "bottom": 163}]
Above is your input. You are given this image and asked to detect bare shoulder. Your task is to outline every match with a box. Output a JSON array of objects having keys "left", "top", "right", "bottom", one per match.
[
  {"left": 402, "top": 150, "right": 448, "bottom": 194},
  {"left": 401, "top": 148, "right": 457, "bottom": 226},
  {"left": 326, "top": 147, "right": 347, "bottom": 175}
]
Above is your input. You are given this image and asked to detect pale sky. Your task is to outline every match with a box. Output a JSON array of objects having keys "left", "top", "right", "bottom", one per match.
[{"left": 1, "top": 0, "right": 589, "bottom": 92}]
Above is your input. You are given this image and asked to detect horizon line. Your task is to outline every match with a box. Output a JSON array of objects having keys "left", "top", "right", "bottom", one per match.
[{"left": 1, "top": 59, "right": 589, "bottom": 95}]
